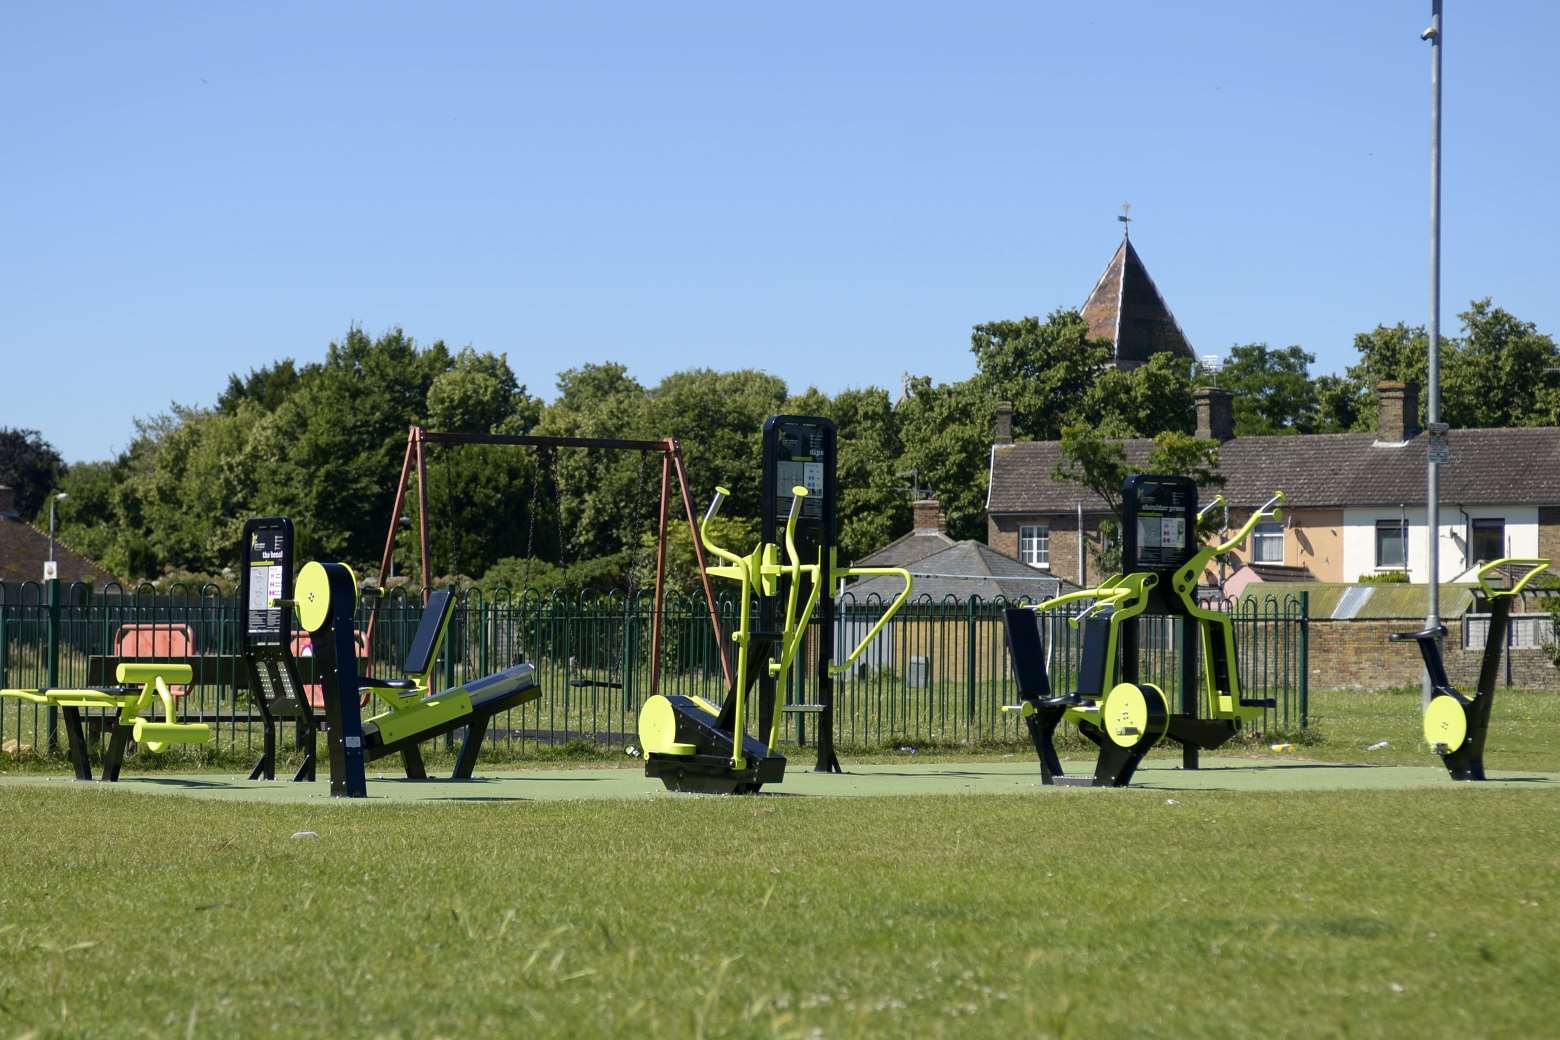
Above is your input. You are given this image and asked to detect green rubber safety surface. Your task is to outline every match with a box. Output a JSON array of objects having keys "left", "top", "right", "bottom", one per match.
[{"left": 2, "top": 757, "right": 1555, "bottom": 803}]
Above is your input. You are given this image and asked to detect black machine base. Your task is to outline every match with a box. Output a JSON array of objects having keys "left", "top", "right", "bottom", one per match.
[
  {"left": 1019, "top": 696, "right": 1234, "bottom": 789},
  {"left": 645, "top": 752, "right": 786, "bottom": 794},
  {"left": 642, "top": 694, "right": 787, "bottom": 794}
]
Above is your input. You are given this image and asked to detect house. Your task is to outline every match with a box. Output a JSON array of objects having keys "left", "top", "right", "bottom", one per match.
[
  {"left": 841, "top": 499, "right": 1075, "bottom": 684},
  {"left": 851, "top": 499, "right": 1071, "bottom": 604},
  {"left": 986, "top": 382, "right": 1560, "bottom": 587},
  {"left": 0, "top": 484, "right": 117, "bottom": 587}
]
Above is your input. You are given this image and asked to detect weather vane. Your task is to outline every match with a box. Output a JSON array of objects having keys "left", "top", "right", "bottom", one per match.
[{"left": 1118, "top": 202, "right": 1132, "bottom": 236}]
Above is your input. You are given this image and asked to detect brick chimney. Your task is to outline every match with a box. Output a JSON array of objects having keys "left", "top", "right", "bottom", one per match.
[
  {"left": 1193, "top": 387, "right": 1235, "bottom": 442},
  {"left": 993, "top": 401, "right": 1014, "bottom": 445},
  {"left": 0, "top": 485, "right": 15, "bottom": 519},
  {"left": 912, "top": 498, "right": 945, "bottom": 533},
  {"left": 1376, "top": 381, "right": 1420, "bottom": 443}
]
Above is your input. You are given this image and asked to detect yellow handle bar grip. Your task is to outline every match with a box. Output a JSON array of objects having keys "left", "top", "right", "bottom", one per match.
[
  {"left": 699, "top": 485, "right": 747, "bottom": 568},
  {"left": 1032, "top": 586, "right": 1133, "bottom": 614},
  {"left": 1212, "top": 490, "right": 1285, "bottom": 555},
  {"left": 829, "top": 566, "right": 913, "bottom": 675},
  {"left": 1475, "top": 557, "right": 1552, "bottom": 598}
]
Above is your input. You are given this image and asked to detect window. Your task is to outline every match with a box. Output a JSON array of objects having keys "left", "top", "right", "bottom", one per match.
[
  {"left": 1470, "top": 518, "right": 1505, "bottom": 564},
  {"left": 1251, "top": 521, "right": 1284, "bottom": 564},
  {"left": 1019, "top": 525, "right": 1050, "bottom": 568},
  {"left": 1375, "top": 520, "right": 1407, "bottom": 569}
]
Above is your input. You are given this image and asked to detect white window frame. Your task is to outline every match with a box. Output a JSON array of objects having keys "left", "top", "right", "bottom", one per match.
[
  {"left": 1251, "top": 521, "right": 1284, "bottom": 565},
  {"left": 1019, "top": 524, "right": 1050, "bottom": 569}
]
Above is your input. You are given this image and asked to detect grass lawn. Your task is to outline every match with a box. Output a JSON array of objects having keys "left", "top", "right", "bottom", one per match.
[
  {"left": 2, "top": 779, "right": 1559, "bottom": 1038},
  {"left": 3, "top": 686, "right": 1559, "bottom": 1038}
]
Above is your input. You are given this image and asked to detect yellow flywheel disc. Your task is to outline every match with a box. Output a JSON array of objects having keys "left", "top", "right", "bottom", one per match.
[
  {"left": 295, "top": 561, "right": 334, "bottom": 633},
  {"left": 1103, "top": 682, "right": 1152, "bottom": 748},
  {"left": 1423, "top": 696, "right": 1468, "bottom": 752}
]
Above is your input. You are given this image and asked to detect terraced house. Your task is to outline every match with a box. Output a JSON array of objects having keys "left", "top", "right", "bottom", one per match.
[{"left": 986, "top": 381, "right": 1560, "bottom": 591}]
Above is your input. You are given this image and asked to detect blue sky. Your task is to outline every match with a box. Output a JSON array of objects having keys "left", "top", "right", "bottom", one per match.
[{"left": 4, "top": 2, "right": 1557, "bottom": 462}]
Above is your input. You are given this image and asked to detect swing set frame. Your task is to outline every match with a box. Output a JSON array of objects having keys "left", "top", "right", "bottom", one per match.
[{"left": 368, "top": 425, "right": 733, "bottom": 696}]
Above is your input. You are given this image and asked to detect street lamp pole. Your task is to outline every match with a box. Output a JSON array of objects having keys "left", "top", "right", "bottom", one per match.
[
  {"left": 1423, "top": 1, "right": 1443, "bottom": 704},
  {"left": 48, "top": 492, "right": 68, "bottom": 571}
]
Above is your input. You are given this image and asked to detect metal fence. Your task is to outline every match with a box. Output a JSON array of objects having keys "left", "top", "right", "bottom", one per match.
[{"left": 1, "top": 580, "right": 1308, "bottom": 758}]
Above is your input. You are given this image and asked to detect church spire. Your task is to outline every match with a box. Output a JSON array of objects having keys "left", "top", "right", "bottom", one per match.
[{"left": 1078, "top": 215, "right": 1195, "bottom": 371}]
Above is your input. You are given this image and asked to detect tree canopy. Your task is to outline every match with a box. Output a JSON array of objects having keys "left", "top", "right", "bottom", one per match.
[{"left": 12, "top": 295, "right": 1554, "bottom": 589}]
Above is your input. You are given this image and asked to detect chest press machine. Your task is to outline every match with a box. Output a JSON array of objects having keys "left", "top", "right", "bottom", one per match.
[{"left": 1002, "top": 475, "right": 1283, "bottom": 787}]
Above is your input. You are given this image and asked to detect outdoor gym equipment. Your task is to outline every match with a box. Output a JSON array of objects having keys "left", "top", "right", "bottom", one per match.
[
  {"left": 1002, "top": 475, "right": 1282, "bottom": 787},
  {"left": 1392, "top": 556, "right": 1551, "bottom": 780},
  {"left": 285, "top": 556, "right": 542, "bottom": 797},
  {"left": 239, "top": 517, "right": 319, "bottom": 782},
  {"left": 636, "top": 415, "right": 913, "bottom": 794},
  {"left": 0, "top": 663, "right": 209, "bottom": 781}
]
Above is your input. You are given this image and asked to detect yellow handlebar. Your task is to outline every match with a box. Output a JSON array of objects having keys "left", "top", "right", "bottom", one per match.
[
  {"left": 829, "top": 565, "right": 914, "bottom": 675},
  {"left": 783, "top": 486, "right": 807, "bottom": 575},
  {"left": 1033, "top": 586, "right": 1131, "bottom": 613},
  {"left": 1213, "top": 490, "right": 1285, "bottom": 555},
  {"left": 1475, "top": 557, "right": 1552, "bottom": 598},
  {"left": 699, "top": 485, "right": 746, "bottom": 568}
]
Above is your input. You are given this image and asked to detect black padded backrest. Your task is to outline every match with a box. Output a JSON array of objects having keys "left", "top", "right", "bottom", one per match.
[
  {"left": 403, "top": 590, "right": 456, "bottom": 676},
  {"left": 1002, "top": 608, "right": 1051, "bottom": 699},
  {"left": 1076, "top": 610, "right": 1114, "bottom": 697}
]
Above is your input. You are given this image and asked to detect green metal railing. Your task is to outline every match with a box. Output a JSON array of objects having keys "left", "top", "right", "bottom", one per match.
[{"left": 1, "top": 580, "right": 1307, "bottom": 758}]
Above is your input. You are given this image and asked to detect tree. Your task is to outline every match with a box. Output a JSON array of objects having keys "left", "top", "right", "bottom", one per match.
[
  {"left": 1205, "top": 344, "right": 1321, "bottom": 435},
  {"left": 217, "top": 359, "right": 306, "bottom": 414},
  {"left": 0, "top": 428, "right": 66, "bottom": 520},
  {"left": 52, "top": 459, "right": 127, "bottom": 576},
  {"left": 1444, "top": 300, "right": 1560, "bottom": 428},
  {"left": 1314, "top": 373, "right": 1365, "bottom": 433},
  {"left": 970, "top": 309, "right": 1109, "bottom": 441},
  {"left": 1342, "top": 322, "right": 1429, "bottom": 432},
  {"left": 826, "top": 387, "right": 910, "bottom": 561},
  {"left": 895, "top": 376, "right": 992, "bottom": 541},
  {"left": 426, "top": 348, "right": 541, "bottom": 434},
  {"left": 1052, "top": 426, "right": 1224, "bottom": 574},
  {"left": 1082, "top": 352, "right": 1197, "bottom": 437},
  {"left": 260, "top": 326, "right": 451, "bottom": 563},
  {"left": 1325, "top": 301, "right": 1560, "bottom": 432}
]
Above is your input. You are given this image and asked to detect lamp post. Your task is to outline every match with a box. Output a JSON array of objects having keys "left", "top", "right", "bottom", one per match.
[
  {"left": 1422, "top": 1, "right": 1443, "bottom": 705},
  {"left": 47, "top": 492, "right": 68, "bottom": 577}
]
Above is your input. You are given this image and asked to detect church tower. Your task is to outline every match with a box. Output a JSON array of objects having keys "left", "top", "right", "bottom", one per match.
[{"left": 1078, "top": 214, "right": 1195, "bottom": 371}]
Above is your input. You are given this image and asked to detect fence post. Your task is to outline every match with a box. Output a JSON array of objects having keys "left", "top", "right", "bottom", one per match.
[
  {"left": 1298, "top": 591, "right": 1309, "bottom": 729},
  {"left": 444, "top": 591, "right": 459, "bottom": 750},
  {"left": 45, "top": 578, "right": 61, "bottom": 752},
  {"left": 965, "top": 598, "right": 978, "bottom": 730}
]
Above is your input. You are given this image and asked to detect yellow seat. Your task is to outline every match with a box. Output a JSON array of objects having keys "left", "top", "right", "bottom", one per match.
[
  {"left": 116, "top": 663, "right": 194, "bottom": 686},
  {"left": 132, "top": 719, "right": 211, "bottom": 746}
]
